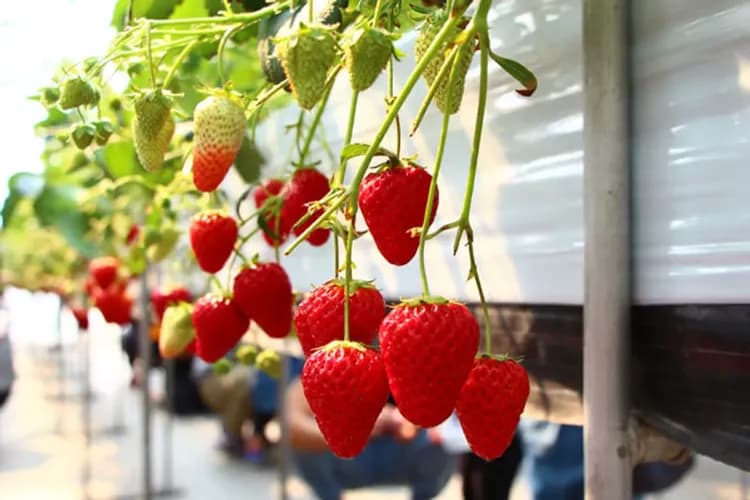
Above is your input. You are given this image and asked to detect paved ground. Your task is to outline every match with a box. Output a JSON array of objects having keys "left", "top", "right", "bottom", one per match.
[{"left": 0, "top": 291, "right": 747, "bottom": 499}]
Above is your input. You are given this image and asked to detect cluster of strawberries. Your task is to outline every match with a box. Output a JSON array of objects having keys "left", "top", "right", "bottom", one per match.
[{"left": 81, "top": 257, "right": 133, "bottom": 326}]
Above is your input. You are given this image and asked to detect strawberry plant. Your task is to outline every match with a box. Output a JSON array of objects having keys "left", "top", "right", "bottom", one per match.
[{"left": 1, "top": 0, "right": 539, "bottom": 460}]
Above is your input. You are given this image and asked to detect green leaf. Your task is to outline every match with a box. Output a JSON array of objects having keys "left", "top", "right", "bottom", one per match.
[
  {"left": 488, "top": 52, "right": 538, "bottom": 97},
  {"left": 94, "top": 141, "right": 140, "bottom": 178},
  {"left": 340, "top": 143, "right": 371, "bottom": 161},
  {"left": 339, "top": 143, "right": 399, "bottom": 165},
  {"left": 171, "top": 0, "right": 210, "bottom": 19},
  {"left": 32, "top": 185, "right": 98, "bottom": 257}
]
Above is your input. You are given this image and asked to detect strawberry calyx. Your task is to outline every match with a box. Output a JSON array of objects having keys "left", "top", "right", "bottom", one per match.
[
  {"left": 478, "top": 352, "right": 525, "bottom": 364},
  {"left": 397, "top": 295, "right": 451, "bottom": 308},
  {"left": 315, "top": 339, "right": 369, "bottom": 353},
  {"left": 328, "top": 278, "right": 377, "bottom": 295}
]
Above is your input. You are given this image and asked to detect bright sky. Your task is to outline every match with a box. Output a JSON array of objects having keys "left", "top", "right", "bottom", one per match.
[{"left": 0, "top": 0, "right": 115, "bottom": 204}]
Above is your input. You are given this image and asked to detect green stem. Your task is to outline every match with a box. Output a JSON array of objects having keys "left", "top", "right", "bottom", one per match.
[
  {"left": 386, "top": 58, "right": 402, "bottom": 157},
  {"left": 453, "top": 32, "right": 488, "bottom": 254},
  {"left": 145, "top": 22, "right": 156, "bottom": 88},
  {"left": 308, "top": 0, "right": 314, "bottom": 23},
  {"left": 372, "top": 0, "right": 384, "bottom": 27},
  {"left": 285, "top": 11, "right": 466, "bottom": 255},
  {"left": 218, "top": 25, "right": 243, "bottom": 86},
  {"left": 416, "top": 43, "right": 461, "bottom": 297},
  {"left": 333, "top": 90, "right": 359, "bottom": 277},
  {"left": 342, "top": 216, "right": 356, "bottom": 342},
  {"left": 151, "top": 27, "right": 227, "bottom": 36},
  {"left": 410, "top": 46, "right": 458, "bottom": 136},
  {"left": 162, "top": 40, "right": 198, "bottom": 89},
  {"left": 466, "top": 231, "right": 491, "bottom": 354},
  {"left": 299, "top": 69, "right": 338, "bottom": 164}
]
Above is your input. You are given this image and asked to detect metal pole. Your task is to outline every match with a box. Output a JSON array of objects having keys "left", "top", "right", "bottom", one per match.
[
  {"left": 582, "top": 0, "right": 632, "bottom": 498},
  {"left": 162, "top": 358, "right": 175, "bottom": 493},
  {"left": 138, "top": 267, "right": 153, "bottom": 500},
  {"left": 277, "top": 341, "right": 290, "bottom": 500},
  {"left": 81, "top": 324, "right": 91, "bottom": 500}
]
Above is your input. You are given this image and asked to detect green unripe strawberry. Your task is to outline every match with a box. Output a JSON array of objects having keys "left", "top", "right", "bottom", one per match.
[
  {"left": 59, "top": 77, "right": 97, "bottom": 109},
  {"left": 343, "top": 27, "right": 392, "bottom": 91},
  {"left": 133, "top": 90, "right": 175, "bottom": 171},
  {"left": 94, "top": 120, "right": 114, "bottom": 146},
  {"left": 213, "top": 358, "right": 233, "bottom": 375},
  {"left": 434, "top": 35, "right": 474, "bottom": 114},
  {"left": 40, "top": 87, "right": 60, "bottom": 107},
  {"left": 415, "top": 11, "right": 473, "bottom": 114},
  {"left": 159, "top": 302, "right": 195, "bottom": 358},
  {"left": 71, "top": 124, "right": 96, "bottom": 149},
  {"left": 256, "top": 349, "right": 281, "bottom": 378},
  {"left": 236, "top": 344, "right": 259, "bottom": 365},
  {"left": 277, "top": 24, "right": 337, "bottom": 110}
]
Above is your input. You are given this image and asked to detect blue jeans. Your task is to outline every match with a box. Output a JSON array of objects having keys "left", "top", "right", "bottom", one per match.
[
  {"left": 519, "top": 421, "right": 643, "bottom": 500},
  {"left": 293, "top": 430, "right": 458, "bottom": 500}
]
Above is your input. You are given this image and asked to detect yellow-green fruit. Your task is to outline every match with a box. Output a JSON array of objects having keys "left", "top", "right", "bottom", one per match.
[
  {"left": 236, "top": 344, "right": 258, "bottom": 365},
  {"left": 415, "top": 12, "right": 474, "bottom": 114},
  {"left": 133, "top": 91, "right": 175, "bottom": 171},
  {"left": 256, "top": 349, "right": 281, "bottom": 378},
  {"left": 59, "top": 77, "right": 97, "bottom": 109},
  {"left": 277, "top": 25, "right": 337, "bottom": 110},
  {"left": 159, "top": 302, "right": 195, "bottom": 358},
  {"left": 344, "top": 27, "right": 392, "bottom": 91}
]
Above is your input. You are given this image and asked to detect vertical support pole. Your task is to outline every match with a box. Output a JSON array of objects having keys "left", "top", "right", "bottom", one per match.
[
  {"left": 55, "top": 295, "right": 65, "bottom": 432},
  {"left": 582, "top": 0, "right": 632, "bottom": 498},
  {"left": 138, "top": 266, "right": 153, "bottom": 500},
  {"left": 163, "top": 357, "right": 175, "bottom": 492},
  {"left": 277, "top": 341, "right": 290, "bottom": 500},
  {"left": 81, "top": 323, "right": 91, "bottom": 500}
]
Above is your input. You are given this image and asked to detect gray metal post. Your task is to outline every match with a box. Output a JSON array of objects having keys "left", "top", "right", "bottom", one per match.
[
  {"left": 138, "top": 267, "right": 153, "bottom": 500},
  {"left": 277, "top": 342, "right": 290, "bottom": 500},
  {"left": 81, "top": 324, "right": 91, "bottom": 500},
  {"left": 582, "top": 0, "right": 632, "bottom": 498}
]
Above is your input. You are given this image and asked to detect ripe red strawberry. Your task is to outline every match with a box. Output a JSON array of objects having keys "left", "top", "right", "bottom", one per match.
[
  {"left": 254, "top": 178, "right": 288, "bottom": 247},
  {"left": 192, "top": 294, "right": 250, "bottom": 363},
  {"left": 93, "top": 283, "right": 133, "bottom": 325},
  {"left": 302, "top": 341, "right": 389, "bottom": 458},
  {"left": 189, "top": 210, "right": 238, "bottom": 273},
  {"left": 192, "top": 95, "right": 246, "bottom": 192},
  {"left": 358, "top": 165, "right": 438, "bottom": 266},
  {"left": 281, "top": 168, "right": 330, "bottom": 246},
  {"left": 378, "top": 300, "right": 478, "bottom": 427},
  {"left": 150, "top": 286, "right": 192, "bottom": 322},
  {"left": 89, "top": 256, "right": 119, "bottom": 289},
  {"left": 456, "top": 357, "right": 530, "bottom": 460},
  {"left": 233, "top": 262, "right": 293, "bottom": 339},
  {"left": 293, "top": 281, "right": 385, "bottom": 356},
  {"left": 72, "top": 307, "right": 89, "bottom": 330}
]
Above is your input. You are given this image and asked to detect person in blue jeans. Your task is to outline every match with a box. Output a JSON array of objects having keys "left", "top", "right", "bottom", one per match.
[{"left": 285, "top": 378, "right": 458, "bottom": 500}]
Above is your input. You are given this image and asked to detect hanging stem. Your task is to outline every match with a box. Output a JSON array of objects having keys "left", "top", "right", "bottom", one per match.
[
  {"left": 145, "top": 22, "right": 156, "bottom": 88},
  {"left": 342, "top": 217, "right": 356, "bottom": 342},
  {"left": 333, "top": 90, "right": 360, "bottom": 276},
  {"left": 456, "top": 31, "right": 492, "bottom": 353},
  {"left": 307, "top": 0, "right": 314, "bottom": 23},
  {"left": 162, "top": 40, "right": 198, "bottom": 88},
  {"left": 299, "top": 68, "right": 339, "bottom": 164},
  {"left": 372, "top": 0, "right": 384, "bottom": 27},
  {"left": 416, "top": 43, "right": 462, "bottom": 297}
]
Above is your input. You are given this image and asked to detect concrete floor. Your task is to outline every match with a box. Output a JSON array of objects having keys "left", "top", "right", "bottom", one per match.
[{"left": 0, "top": 291, "right": 747, "bottom": 500}]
